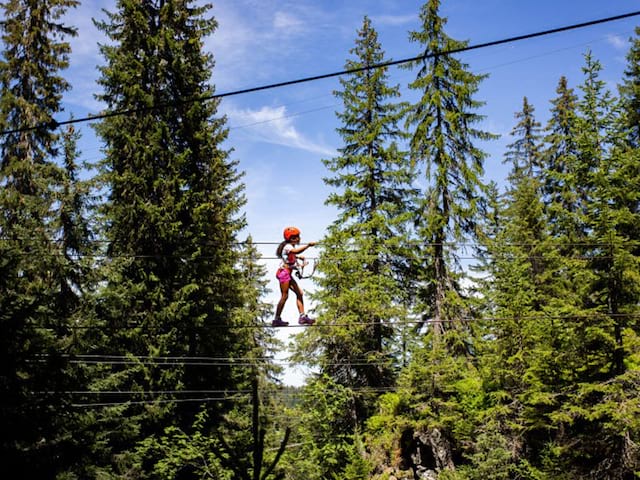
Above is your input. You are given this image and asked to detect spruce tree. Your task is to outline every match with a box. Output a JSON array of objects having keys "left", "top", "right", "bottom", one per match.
[
  {"left": 291, "top": 15, "right": 415, "bottom": 478},
  {"left": 297, "top": 15, "right": 414, "bottom": 419},
  {"left": 54, "top": 123, "right": 101, "bottom": 478},
  {"left": 504, "top": 97, "right": 543, "bottom": 180},
  {"left": 478, "top": 98, "right": 567, "bottom": 475},
  {"left": 55, "top": 123, "right": 96, "bottom": 321},
  {"left": 132, "top": 239, "right": 288, "bottom": 479},
  {"left": 0, "top": 0, "right": 80, "bottom": 476},
  {"left": 557, "top": 51, "right": 640, "bottom": 478},
  {"left": 372, "top": 1, "right": 495, "bottom": 475},
  {"left": 88, "top": 0, "right": 248, "bottom": 475},
  {"left": 573, "top": 51, "right": 623, "bottom": 372},
  {"left": 404, "top": 0, "right": 495, "bottom": 337},
  {"left": 491, "top": 96, "right": 549, "bottom": 321},
  {"left": 541, "top": 76, "right": 582, "bottom": 243},
  {"left": 519, "top": 51, "right": 640, "bottom": 479}
]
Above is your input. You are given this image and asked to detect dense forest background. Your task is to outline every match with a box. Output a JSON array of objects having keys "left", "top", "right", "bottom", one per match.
[{"left": 1, "top": 0, "right": 639, "bottom": 479}]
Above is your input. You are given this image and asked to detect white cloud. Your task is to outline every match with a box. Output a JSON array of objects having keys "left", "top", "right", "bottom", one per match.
[
  {"left": 273, "top": 11, "right": 305, "bottom": 33},
  {"left": 372, "top": 13, "right": 416, "bottom": 27},
  {"left": 606, "top": 34, "right": 627, "bottom": 50},
  {"left": 224, "top": 103, "right": 336, "bottom": 157},
  {"left": 205, "top": 2, "right": 316, "bottom": 90}
]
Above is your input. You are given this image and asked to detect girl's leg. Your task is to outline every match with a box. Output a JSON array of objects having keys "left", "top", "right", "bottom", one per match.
[
  {"left": 290, "top": 280, "right": 314, "bottom": 325},
  {"left": 289, "top": 280, "right": 305, "bottom": 315},
  {"left": 275, "top": 280, "right": 290, "bottom": 319}
]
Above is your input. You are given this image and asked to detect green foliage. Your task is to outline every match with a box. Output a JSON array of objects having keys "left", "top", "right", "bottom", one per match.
[
  {"left": 341, "top": 433, "right": 374, "bottom": 480},
  {"left": 79, "top": 0, "right": 251, "bottom": 476},
  {"left": 133, "top": 411, "right": 230, "bottom": 480},
  {"left": 619, "top": 26, "right": 640, "bottom": 147},
  {"left": 2, "top": 3, "right": 640, "bottom": 479},
  {"left": 293, "top": 15, "right": 414, "bottom": 440},
  {"left": 474, "top": 46, "right": 640, "bottom": 479},
  {"left": 0, "top": 0, "right": 84, "bottom": 477},
  {"left": 281, "top": 376, "right": 362, "bottom": 480},
  {"left": 404, "top": 0, "right": 495, "bottom": 333}
]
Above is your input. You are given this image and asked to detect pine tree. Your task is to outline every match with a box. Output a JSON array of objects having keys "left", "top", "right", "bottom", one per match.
[
  {"left": 296, "top": 15, "right": 414, "bottom": 421},
  {"left": 541, "top": 76, "right": 582, "bottom": 243},
  {"left": 504, "top": 97, "right": 543, "bottom": 180},
  {"left": 373, "top": 2, "right": 495, "bottom": 475},
  {"left": 210, "top": 238, "right": 289, "bottom": 480},
  {"left": 557, "top": 51, "right": 640, "bottom": 478},
  {"left": 87, "top": 0, "right": 248, "bottom": 475},
  {"left": 536, "top": 78, "right": 590, "bottom": 426},
  {"left": 132, "top": 239, "right": 289, "bottom": 480},
  {"left": 55, "top": 123, "right": 95, "bottom": 320},
  {"left": 492, "top": 96, "right": 549, "bottom": 321},
  {"left": 284, "top": 376, "right": 365, "bottom": 480},
  {"left": 404, "top": 0, "right": 495, "bottom": 337},
  {"left": 291, "top": 15, "right": 415, "bottom": 478},
  {"left": 0, "top": 0, "right": 80, "bottom": 476},
  {"left": 478, "top": 98, "right": 567, "bottom": 474},
  {"left": 574, "top": 51, "right": 624, "bottom": 372},
  {"left": 521, "top": 51, "right": 640, "bottom": 479}
]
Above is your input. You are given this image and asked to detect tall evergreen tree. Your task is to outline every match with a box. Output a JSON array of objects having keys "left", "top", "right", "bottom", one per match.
[
  {"left": 86, "top": 0, "right": 248, "bottom": 475},
  {"left": 573, "top": 51, "right": 623, "bottom": 371},
  {"left": 298, "top": 14, "right": 414, "bottom": 418},
  {"left": 504, "top": 97, "right": 543, "bottom": 180},
  {"left": 53, "top": 123, "right": 102, "bottom": 478},
  {"left": 209, "top": 238, "right": 289, "bottom": 480},
  {"left": 522, "top": 51, "right": 640, "bottom": 479},
  {"left": 404, "top": 0, "right": 495, "bottom": 337},
  {"left": 493, "top": 97, "right": 549, "bottom": 316},
  {"left": 477, "top": 98, "right": 567, "bottom": 477},
  {"left": 541, "top": 76, "right": 582, "bottom": 243},
  {"left": 367, "top": 2, "right": 496, "bottom": 476},
  {"left": 557, "top": 52, "right": 640, "bottom": 478},
  {"left": 291, "top": 15, "right": 415, "bottom": 478},
  {"left": 55, "top": 123, "right": 95, "bottom": 321},
  {"left": 615, "top": 26, "right": 640, "bottom": 289},
  {"left": 132, "top": 239, "right": 288, "bottom": 480},
  {"left": 0, "top": 0, "right": 80, "bottom": 476}
]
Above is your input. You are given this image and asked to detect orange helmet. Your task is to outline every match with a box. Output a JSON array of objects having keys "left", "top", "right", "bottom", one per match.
[{"left": 283, "top": 226, "right": 301, "bottom": 240}]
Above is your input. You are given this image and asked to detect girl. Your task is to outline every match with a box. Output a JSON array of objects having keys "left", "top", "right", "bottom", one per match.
[{"left": 273, "top": 226, "right": 316, "bottom": 327}]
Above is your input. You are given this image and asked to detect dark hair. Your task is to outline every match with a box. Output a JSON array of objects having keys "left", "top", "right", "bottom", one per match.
[{"left": 276, "top": 240, "right": 288, "bottom": 258}]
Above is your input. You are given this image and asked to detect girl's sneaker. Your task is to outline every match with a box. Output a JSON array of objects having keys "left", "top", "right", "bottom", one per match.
[
  {"left": 272, "top": 318, "right": 289, "bottom": 327},
  {"left": 298, "top": 314, "right": 315, "bottom": 325}
]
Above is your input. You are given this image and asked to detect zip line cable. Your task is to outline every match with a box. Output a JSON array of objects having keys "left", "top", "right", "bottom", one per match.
[
  {"left": 31, "top": 25, "right": 632, "bottom": 170},
  {"left": 67, "top": 388, "right": 401, "bottom": 408},
  {"left": 63, "top": 359, "right": 396, "bottom": 367},
  {"left": 60, "top": 358, "right": 292, "bottom": 366},
  {"left": 2, "top": 236, "right": 635, "bottom": 261},
  {"left": 3, "top": 238, "right": 634, "bottom": 248},
  {"left": 70, "top": 397, "right": 231, "bottom": 407},
  {"left": 29, "top": 313, "right": 640, "bottom": 332},
  {"left": 34, "top": 386, "right": 398, "bottom": 397},
  {"left": 44, "top": 379, "right": 598, "bottom": 408},
  {"left": 29, "top": 385, "right": 407, "bottom": 408},
  {"left": 32, "top": 354, "right": 400, "bottom": 366},
  {"left": 44, "top": 389, "right": 412, "bottom": 396},
  {"left": 1, "top": 10, "right": 639, "bottom": 136},
  {"left": 0, "top": 251, "right": 628, "bottom": 262}
]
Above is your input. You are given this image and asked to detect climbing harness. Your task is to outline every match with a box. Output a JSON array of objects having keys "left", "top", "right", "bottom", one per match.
[{"left": 295, "top": 258, "right": 318, "bottom": 280}]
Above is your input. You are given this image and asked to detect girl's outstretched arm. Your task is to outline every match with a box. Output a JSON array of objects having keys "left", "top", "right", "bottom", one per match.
[{"left": 289, "top": 241, "right": 316, "bottom": 254}]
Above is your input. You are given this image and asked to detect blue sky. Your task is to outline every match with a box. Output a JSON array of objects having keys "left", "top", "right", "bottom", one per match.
[{"left": 60, "top": 0, "right": 640, "bottom": 384}]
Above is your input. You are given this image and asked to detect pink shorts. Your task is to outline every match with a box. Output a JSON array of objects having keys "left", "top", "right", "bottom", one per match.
[{"left": 276, "top": 267, "right": 292, "bottom": 283}]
